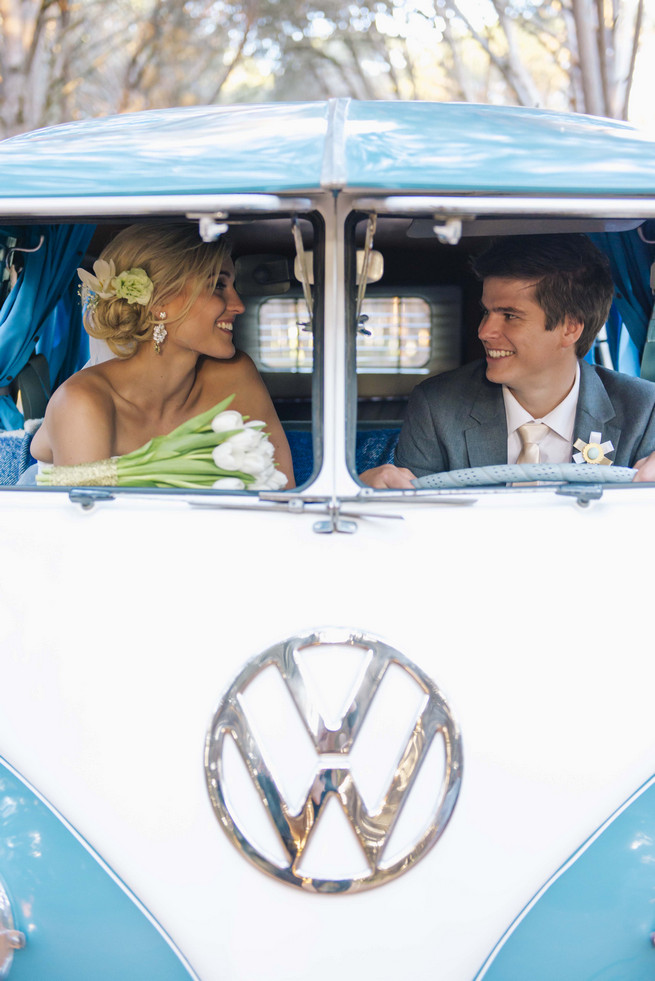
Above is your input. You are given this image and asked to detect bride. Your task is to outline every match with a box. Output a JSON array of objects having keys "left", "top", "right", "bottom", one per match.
[{"left": 32, "top": 222, "right": 295, "bottom": 487}]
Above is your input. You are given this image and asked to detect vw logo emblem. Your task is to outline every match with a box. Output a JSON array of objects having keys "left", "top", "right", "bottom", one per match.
[{"left": 205, "top": 629, "right": 462, "bottom": 893}]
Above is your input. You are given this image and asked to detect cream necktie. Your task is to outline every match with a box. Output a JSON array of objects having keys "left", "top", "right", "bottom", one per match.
[{"left": 517, "top": 422, "right": 549, "bottom": 464}]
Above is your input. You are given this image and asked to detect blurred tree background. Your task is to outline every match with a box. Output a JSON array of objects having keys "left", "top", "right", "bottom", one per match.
[{"left": 0, "top": 0, "right": 650, "bottom": 138}]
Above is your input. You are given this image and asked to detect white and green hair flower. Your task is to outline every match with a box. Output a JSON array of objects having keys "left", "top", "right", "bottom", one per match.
[{"left": 78, "top": 259, "right": 154, "bottom": 308}]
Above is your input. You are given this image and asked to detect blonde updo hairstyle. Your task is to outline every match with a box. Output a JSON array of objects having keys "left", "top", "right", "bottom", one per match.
[{"left": 83, "top": 222, "right": 229, "bottom": 358}]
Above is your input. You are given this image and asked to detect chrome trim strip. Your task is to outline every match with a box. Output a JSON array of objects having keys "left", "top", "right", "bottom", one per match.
[
  {"left": 0, "top": 194, "right": 314, "bottom": 218},
  {"left": 353, "top": 195, "right": 655, "bottom": 218},
  {"left": 299, "top": 198, "right": 340, "bottom": 495}
]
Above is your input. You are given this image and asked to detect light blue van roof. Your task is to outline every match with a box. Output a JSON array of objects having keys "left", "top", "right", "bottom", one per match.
[{"left": 1, "top": 99, "right": 655, "bottom": 198}]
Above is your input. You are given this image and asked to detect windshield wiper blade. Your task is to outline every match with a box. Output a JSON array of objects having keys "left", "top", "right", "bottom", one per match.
[{"left": 188, "top": 493, "right": 405, "bottom": 531}]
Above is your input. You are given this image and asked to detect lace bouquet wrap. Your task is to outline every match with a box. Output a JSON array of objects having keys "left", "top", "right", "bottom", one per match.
[{"left": 36, "top": 396, "right": 287, "bottom": 491}]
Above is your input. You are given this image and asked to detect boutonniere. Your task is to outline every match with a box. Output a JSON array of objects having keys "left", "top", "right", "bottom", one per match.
[{"left": 572, "top": 431, "right": 614, "bottom": 465}]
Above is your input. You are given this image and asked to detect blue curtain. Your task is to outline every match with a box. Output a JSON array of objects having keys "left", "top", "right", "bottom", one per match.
[
  {"left": 591, "top": 229, "right": 655, "bottom": 371},
  {"left": 0, "top": 224, "right": 95, "bottom": 429},
  {"left": 37, "top": 278, "right": 91, "bottom": 391}
]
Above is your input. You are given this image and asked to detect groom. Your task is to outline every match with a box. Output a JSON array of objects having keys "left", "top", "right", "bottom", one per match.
[{"left": 360, "top": 234, "right": 655, "bottom": 487}]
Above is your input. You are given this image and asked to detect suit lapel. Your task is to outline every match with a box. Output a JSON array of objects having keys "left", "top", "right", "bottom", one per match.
[
  {"left": 574, "top": 361, "right": 620, "bottom": 460},
  {"left": 464, "top": 370, "right": 507, "bottom": 467}
]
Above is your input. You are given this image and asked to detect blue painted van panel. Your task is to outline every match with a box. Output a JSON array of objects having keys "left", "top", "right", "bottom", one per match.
[
  {"left": 476, "top": 776, "right": 655, "bottom": 981},
  {"left": 0, "top": 758, "right": 197, "bottom": 981},
  {"left": 342, "top": 101, "right": 655, "bottom": 194},
  {"left": 0, "top": 103, "right": 330, "bottom": 197},
  {"left": 3, "top": 100, "right": 655, "bottom": 198}
]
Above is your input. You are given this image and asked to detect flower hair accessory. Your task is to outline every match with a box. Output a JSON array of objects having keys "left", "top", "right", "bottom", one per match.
[{"left": 78, "top": 259, "right": 154, "bottom": 309}]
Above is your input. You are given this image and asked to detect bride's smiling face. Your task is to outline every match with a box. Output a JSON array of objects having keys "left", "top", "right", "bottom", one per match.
[{"left": 167, "top": 257, "right": 244, "bottom": 359}]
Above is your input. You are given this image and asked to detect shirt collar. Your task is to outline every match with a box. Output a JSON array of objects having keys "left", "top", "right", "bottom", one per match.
[{"left": 502, "top": 362, "right": 580, "bottom": 439}]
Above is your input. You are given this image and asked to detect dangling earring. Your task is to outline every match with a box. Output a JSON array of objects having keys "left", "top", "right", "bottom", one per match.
[{"left": 153, "top": 312, "right": 167, "bottom": 354}]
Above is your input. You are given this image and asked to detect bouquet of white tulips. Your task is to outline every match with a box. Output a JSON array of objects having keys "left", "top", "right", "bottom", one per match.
[{"left": 36, "top": 395, "right": 288, "bottom": 491}]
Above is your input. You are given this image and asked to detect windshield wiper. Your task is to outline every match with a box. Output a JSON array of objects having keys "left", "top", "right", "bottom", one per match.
[
  {"left": 65, "top": 485, "right": 477, "bottom": 531},
  {"left": 555, "top": 482, "right": 604, "bottom": 507},
  {"left": 68, "top": 488, "right": 116, "bottom": 509},
  {"left": 190, "top": 492, "right": 407, "bottom": 534}
]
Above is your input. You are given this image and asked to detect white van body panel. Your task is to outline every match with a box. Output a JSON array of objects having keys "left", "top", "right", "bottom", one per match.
[{"left": 2, "top": 486, "right": 654, "bottom": 979}]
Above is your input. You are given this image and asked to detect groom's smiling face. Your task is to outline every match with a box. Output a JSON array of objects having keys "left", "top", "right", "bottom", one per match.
[{"left": 477, "top": 276, "right": 583, "bottom": 405}]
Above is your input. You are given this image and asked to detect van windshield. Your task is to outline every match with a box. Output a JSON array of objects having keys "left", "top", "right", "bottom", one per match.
[
  {"left": 0, "top": 214, "right": 322, "bottom": 496},
  {"left": 350, "top": 211, "right": 655, "bottom": 495}
]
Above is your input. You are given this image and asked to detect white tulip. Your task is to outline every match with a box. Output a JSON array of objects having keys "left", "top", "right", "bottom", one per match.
[
  {"left": 212, "top": 442, "right": 239, "bottom": 470},
  {"left": 251, "top": 468, "right": 288, "bottom": 490},
  {"left": 227, "top": 428, "right": 265, "bottom": 452},
  {"left": 212, "top": 477, "right": 246, "bottom": 490},
  {"left": 271, "top": 470, "right": 288, "bottom": 489},
  {"left": 237, "top": 450, "right": 275, "bottom": 476},
  {"left": 212, "top": 420, "right": 282, "bottom": 485},
  {"left": 211, "top": 410, "right": 244, "bottom": 434}
]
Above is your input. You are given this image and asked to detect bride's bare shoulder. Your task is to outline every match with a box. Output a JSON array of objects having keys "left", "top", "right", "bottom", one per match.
[
  {"left": 32, "top": 367, "right": 117, "bottom": 465},
  {"left": 200, "top": 350, "right": 259, "bottom": 382},
  {"left": 53, "top": 364, "right": 118, "bottom": 411},
  {"left": 197, "top": 350, "right": 266, "bottom": 401}
]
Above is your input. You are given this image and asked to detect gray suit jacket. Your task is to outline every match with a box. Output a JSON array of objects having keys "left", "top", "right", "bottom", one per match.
[{"left": 395, "top": 359, "right": 655, "bottom": 477}]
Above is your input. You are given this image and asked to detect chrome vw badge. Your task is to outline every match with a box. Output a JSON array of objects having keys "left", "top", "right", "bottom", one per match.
[{"left": 205, "top": 629, "right": 462, "bottom": 893}]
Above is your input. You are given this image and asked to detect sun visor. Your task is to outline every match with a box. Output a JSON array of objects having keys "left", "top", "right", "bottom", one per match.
[
  {"left": 406, "top": 217, "right": 645, "bottom": 238},
  {"left": 293, "top": 249, "right": 384, "bottom": 286}
]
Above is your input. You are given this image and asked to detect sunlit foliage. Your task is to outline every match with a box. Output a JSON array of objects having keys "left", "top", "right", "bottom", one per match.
[{"left": 0, "top": 0, "right": 648, "bottom": 137}]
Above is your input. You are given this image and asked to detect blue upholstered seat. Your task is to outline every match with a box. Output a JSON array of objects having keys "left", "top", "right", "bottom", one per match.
[
  {"left": 286, "top": 429, "right": 400, "bottom": 485},
  {"left": 0, "top": 430, "right": 36, "bottom": 485}
]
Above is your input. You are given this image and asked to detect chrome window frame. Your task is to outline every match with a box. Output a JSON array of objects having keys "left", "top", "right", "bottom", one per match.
[
  {"left": 0, "top": 191, "right": 335, "bottom": 503},
  {"left": 334, "top": 191, "right": 655, "bottom": 498}
]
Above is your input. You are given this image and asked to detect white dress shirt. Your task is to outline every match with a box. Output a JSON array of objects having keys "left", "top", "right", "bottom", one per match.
[{"left": 503, "top": 363, "right": 580, "bottom": 464}]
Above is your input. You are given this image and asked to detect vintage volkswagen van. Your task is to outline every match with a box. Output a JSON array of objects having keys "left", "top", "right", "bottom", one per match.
[{"left": 1, "top": 101, "right": 655, "bottom": 980}]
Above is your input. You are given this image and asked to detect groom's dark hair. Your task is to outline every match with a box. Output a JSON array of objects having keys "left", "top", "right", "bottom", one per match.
[{"left": 472, "top": 234, "right": 614, "bottom": 357}]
